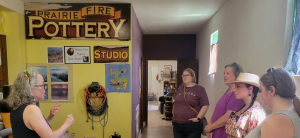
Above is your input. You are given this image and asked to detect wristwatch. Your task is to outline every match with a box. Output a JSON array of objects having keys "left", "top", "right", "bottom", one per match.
[{"left": 196, "top": 117, "right": 201, "bottom": 121}]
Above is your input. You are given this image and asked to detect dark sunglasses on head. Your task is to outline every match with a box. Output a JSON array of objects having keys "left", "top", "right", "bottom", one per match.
[{"left": 267, "top": 67, "right": 277, "bottom": 89}]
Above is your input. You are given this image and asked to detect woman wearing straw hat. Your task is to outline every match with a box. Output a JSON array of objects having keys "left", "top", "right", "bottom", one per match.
[
  {"left": 246, "top": 68, "right": 300, "bottom": 138},
  {"left": 225, "top": 73, "right": 266, "bottom": 138}
]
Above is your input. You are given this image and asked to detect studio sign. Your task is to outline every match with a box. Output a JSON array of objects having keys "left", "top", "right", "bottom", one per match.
[
  {"left": 94, "top": 45, "right": 129, "bottom": 63},
  {"left": 25, "top": 3, "right": 131, "bottom": 40}
]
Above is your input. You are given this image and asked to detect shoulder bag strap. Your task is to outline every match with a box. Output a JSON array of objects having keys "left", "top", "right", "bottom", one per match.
[{"left": 184, "top": 85, "right": 199, "bottom": 114}]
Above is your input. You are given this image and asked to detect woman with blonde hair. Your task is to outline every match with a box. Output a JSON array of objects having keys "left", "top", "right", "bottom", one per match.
[
  {"left": 246, "top": 68, "right": 300, "bottom": 138},
  {"left": 8, "top": 70, "right": 74, "bottom": 138},
  {"left": 172, "top": 68, "right": 209, "bottom": 138}
]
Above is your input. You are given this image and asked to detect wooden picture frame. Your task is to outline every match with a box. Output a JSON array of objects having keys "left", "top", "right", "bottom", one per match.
[
  {"left": 164, "top": 65, "right": 172, "bottom": 74},
  {"left": 27, "top": 63, "right": 74, "bottom": 103}
]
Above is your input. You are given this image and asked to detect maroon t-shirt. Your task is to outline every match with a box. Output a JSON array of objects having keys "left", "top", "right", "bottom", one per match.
[{"left": 172, "top": 84, "right": 209, "bottom": 124}]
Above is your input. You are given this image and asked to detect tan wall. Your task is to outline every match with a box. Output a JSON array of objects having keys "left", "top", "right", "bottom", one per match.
[{"left": 196, "top": 0, "right": 294, "bottom": 125}]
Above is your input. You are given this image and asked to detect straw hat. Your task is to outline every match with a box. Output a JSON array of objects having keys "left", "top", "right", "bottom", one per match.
[{"left": 227, "top": 73, "right": 260, "bottom": 88}]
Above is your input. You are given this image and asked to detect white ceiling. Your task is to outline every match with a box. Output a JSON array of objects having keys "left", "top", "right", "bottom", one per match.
[{"left": 19, "top": 0, "right": 227, "bottom": 34}]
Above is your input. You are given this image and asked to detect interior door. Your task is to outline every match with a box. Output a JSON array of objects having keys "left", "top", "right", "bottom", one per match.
[
  {"left": 0, "top": 35, "right": 8, "bottom": 88},
  {"left": 177, "top": 59, "right": 198, "bottom": 86}
]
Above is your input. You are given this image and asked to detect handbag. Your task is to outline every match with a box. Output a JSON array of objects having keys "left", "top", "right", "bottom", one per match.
[{"left": 184, "top": 86, "right": 208, "bottom": 136}]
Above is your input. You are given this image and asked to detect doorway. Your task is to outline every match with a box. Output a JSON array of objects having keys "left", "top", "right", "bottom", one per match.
[
  {"left": 0, "top": 35, "right": 8, "bottom": 88},
  {"left": 147, "top": 60, "right": 177, "bottom": 127},
  {"left": 141, "top": 59, "right": 199, "bottom": 138}
]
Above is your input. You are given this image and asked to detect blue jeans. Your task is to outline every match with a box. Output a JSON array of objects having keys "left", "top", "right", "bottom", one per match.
[{"left": 172, "top": 121, "right": 202, "bottom": 138}]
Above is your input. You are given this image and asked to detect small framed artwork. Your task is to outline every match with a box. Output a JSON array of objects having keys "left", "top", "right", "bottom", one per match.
[
  {"left": 164, "top": 65, "right": 172, "bottom": 74},
  {"left": 51, "top": 84, "right": 68, "bottom": 101},
  {"left": 47, "top": 46, "right": 64, "bottom": 64},
  {"left": 29, "top": 66, "right": 47, "bottom": 82},
  {"left": 27, "top": 63, "right": 74, "bottom": 103},
  {"left": 50, "top": 66, "right": 68, "bottom": 82},
  {"left": 105, "top": 64, "right": 131, "bottom": 93},
  {"left": 64, "top": 46, "right": 91, "bottom": 64}
]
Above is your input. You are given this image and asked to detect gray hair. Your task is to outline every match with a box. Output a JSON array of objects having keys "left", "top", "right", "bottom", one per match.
[
  {"left": 7, "top": 69, "right": 39, "bottom": 108},
  {"left": 225, "top": 62, "right": 243, "bottom": 80}
]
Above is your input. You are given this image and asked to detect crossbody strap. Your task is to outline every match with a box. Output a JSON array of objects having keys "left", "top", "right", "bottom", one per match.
[{"left": 184, "top": 85, "right": 199, "bottom": 114}]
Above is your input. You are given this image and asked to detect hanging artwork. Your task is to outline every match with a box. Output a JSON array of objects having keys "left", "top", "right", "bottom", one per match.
[
  {"left": 50, "top": 66, "right": 68, "bottom": 82},
  {"left": 105, "top": 64, "right": 130, "bottom": 92},
  {"left": 24, "top": 3, "right": 131, "bottom": 40},
  {"left": 27, "top": 63, "right": 74, "bottom": 103},
  {"left": 65, "top": 46, "right": 90, "bottom": 64},
  {"left": 94, "top": 45, "right": 129, "bottom": 63},
  {"left": 47, "top": 47, "right": 64, "bottom": 64},
  {"left": 51, "top": 84, "right": 68, "bottom": 101},
  {"left": 29, "top": 66, "right": 47, "bottom": 82},
  {"left": 164, "top": 65, "right": 172, "bottom": 74}
]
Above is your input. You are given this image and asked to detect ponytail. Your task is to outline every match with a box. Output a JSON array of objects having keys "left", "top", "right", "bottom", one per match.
[{"left": 293, "top": 96, "right": 300, "bottom": 116}]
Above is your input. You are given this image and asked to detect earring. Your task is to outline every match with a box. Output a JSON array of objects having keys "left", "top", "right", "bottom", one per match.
[{"left": 248, "top": 94, "right": 251, "bottom": 96}]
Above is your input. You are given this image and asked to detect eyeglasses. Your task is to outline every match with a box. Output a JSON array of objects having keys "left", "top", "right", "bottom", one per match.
[
  {"left": 181, "top": 74, "right": 192, "bottom": 78},
  {"left": 35, "top": 84, "right": 47, "bottom": 89},
  {"left": 267, "top": 67, "right": 276, "bottom": 89}
]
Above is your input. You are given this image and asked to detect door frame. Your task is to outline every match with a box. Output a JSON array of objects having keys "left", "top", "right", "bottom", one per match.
[
  {"left": 0, "top": 35, "right": 8, "bottom": 87},
  {"left": 141, "top": 58, "right": 177, "bottom": 131}
]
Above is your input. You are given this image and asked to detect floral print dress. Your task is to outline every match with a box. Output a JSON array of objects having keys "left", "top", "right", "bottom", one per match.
[{"left": 225, "top": 104, "right": 266, "bottom": 138}]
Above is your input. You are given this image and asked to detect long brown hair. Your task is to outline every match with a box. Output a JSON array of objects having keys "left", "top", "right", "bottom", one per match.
[{"left": 260, "top": 68, "right": 300, "bottom": 116}]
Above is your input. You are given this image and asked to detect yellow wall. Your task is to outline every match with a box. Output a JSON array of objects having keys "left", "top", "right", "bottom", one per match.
[
  {"left": 1, "top": 8, "right": 26, "bottom": 84},
  {"left": 26, "top": 40, "right": 132, "bottom": 138},
  {"left": 2, "top": 2, "right": 133, "bottom": 137},
  {"left": 0, "top": 10, "right": 6, "bottom": 35}
]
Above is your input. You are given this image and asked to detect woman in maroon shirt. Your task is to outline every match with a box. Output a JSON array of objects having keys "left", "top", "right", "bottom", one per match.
[{"left": 172, "top": 68, "right": 209, "bottom": 138}]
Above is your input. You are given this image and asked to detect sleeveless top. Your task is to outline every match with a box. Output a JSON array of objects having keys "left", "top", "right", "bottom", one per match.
[
  {"left": 10, "top": 104, "right": 51, "bottom": 138},
  {"left": 245, "top": 110, "right": 300, "bottom": 138}
]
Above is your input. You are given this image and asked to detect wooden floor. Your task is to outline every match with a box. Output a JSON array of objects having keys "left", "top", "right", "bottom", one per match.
[
  {"left": 141, "top": 126, "right": 173, "bottom": 138},
  {"left": 148, "top": 101, "right": 172, "bottom": 127},
  {"left": 142, "top": 100, "right": 173, "bottom": 138},
  {"left": 141, "top": 100, "right": 208, "bottom": 138}
]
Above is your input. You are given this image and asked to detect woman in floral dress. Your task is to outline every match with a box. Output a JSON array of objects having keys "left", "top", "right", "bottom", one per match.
[{"left": 225, "top": 73, "right": 266, "bottom": 138}]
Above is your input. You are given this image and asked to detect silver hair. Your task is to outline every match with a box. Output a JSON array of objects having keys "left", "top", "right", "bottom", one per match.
[
  {"left": 7, "top": 69, "right": 39, "bottom": 108},
  {"left": 225, "top": 62, "right": 243, "bottom": 80}
]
